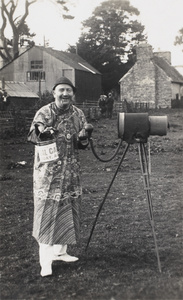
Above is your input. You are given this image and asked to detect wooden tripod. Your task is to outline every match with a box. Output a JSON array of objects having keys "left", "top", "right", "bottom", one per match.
[{"left": 86, "top": 141, "right": 162, "bottom": 273}]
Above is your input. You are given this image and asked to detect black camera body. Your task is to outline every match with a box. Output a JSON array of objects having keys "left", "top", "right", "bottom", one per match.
[{"left": 118, "top": 113, "right": 168, "bottom": 144}]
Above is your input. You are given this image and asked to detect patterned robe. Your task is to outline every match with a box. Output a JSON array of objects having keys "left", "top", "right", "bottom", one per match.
[{"left": 29, "top": 102, "right": 88, "bottom": 245}]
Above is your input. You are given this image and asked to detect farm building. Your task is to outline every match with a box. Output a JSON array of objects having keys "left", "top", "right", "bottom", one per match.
[
  {"left": 0, "top": 81, "right": 39, "bottom": 111},
  {"left": 0, "top": 46, "right": 102, "bottom": 104},
  {"left": 119, "top": 43, "right": 183, "bottom": 108}
]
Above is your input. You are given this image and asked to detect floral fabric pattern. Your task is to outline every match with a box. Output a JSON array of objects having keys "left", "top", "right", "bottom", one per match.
[{"left": 30, "top": 102, "right": 87, "bottom": 245}]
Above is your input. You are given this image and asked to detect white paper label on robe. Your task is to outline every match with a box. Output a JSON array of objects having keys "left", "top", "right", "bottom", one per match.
[{"left": 36, "top": 142, "right": 59, "bottom": 163}]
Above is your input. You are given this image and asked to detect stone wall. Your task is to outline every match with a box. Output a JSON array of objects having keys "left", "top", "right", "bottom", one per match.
[
  {"left": 155, "top": 64, "right": 172, "bottom": 108},
  {"left": 120, "top": 43, "right": 172, "bottom": 108},
  {"left": 120, "top": 60, "right": 156, "bottom": 107}
]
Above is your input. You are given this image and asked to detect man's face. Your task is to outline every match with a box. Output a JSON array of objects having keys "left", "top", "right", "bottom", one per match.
[{"left": 53, "top": 84, "right": 74, "bottom": 109}]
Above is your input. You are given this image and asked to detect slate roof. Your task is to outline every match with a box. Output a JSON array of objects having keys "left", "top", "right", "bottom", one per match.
[
  {"left": 4, "top": 81, "right": 39, "bottom": 98},
  {"left": 39, "top": 46, "right": 101, "bottom": 75},
  {"left": 152, "top": 56, "right": 183, "bottom": 83},
  {"left": 0, "top": 46, "right": 101, "bottom": 75}
]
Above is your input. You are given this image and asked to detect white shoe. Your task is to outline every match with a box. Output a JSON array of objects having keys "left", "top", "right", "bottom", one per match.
[
  {"left": 53, "top": 253, "right": 79, "bottom": 262},
  {"left": 40, "top": 264, "right": 52, "bottom": 277}
]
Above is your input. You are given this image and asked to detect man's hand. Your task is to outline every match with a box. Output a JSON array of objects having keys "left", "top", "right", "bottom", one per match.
[
  {"left": 39, "top": 127, "right": 58, "bottom": 140},
  {"left": 78, "top": 129, "right": 88, "bottom": 141}
]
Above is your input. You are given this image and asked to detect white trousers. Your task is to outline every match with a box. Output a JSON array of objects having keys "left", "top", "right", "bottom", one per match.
[{"left": 39, "top": 243, "right": 67, "bottom": 268}]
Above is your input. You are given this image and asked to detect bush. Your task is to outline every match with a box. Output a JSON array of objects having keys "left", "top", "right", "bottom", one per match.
[{"left": 34, "top": 90, "right": 54, "bottom": 109}]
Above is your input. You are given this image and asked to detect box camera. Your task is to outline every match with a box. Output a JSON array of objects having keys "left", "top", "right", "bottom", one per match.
[{"left": 118, "top": 113, "right": 168, "bottom": 144}]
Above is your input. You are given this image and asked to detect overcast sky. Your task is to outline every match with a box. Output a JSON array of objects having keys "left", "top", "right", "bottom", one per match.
[{"left": 3, "top": 0, "right": 183, "bottom": 66}]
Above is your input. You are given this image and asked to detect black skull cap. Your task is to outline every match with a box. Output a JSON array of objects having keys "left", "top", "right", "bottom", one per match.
[{"left": 52, "top": 76, "right": 77, "bottom": 93}]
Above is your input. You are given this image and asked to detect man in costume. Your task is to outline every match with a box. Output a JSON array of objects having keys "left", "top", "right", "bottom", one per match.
[{"left": 28, "top": 77, "right": 93, "bottom": 277}]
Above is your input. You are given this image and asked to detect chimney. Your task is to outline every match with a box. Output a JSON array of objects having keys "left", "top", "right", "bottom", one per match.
[
  {"left": 136, "top": 43, "right": 153, "bottom": 62},
  {"left": 154, "top": 51, "right": 171, "bottom": 64}
]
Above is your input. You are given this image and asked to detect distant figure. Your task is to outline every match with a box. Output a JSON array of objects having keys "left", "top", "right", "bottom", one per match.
[
  {"left": 98, "top": 94, "right": 107, "bottom": 117},
  {"left": 106, "top": 92, "right": 114, "bottom": 118}
]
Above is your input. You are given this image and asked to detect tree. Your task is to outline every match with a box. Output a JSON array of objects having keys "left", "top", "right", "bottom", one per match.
[
  {"left": 5, "top": 21, "right": 36, "bottom": 49},
  {"left": 0, "top": 0, "right": 37, "bottom": 63},
  {"left": 0, "top": 0, "right": 74, "bottom": 64},
  {"left": 68, "top": 0, "right": 146, "bottom": 92},
  {"left": 174, "top": 27, "right": 183, "bottom": 51},
  {"left": 18, "top": 21, "right": 36, "bottom": 46}
]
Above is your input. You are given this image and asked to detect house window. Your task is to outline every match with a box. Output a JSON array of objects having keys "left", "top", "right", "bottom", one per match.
[
  {"left": 27, "top": 71, "right": 45, "bottom": 81},
  {"left": 62, "top": 69, "right": 72, "bottom": 78},
  {"left": 31, "top": 60, "right": 43, "bottom": 69}
]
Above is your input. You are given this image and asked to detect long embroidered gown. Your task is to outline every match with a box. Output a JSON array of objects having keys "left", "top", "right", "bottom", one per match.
[{"left": 29, "top": 102, "right": 87, "bottom": 245}]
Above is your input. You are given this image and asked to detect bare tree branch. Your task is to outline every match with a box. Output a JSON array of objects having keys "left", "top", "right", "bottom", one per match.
[
  {"left": 15, "top": 0, "right": 36, "bottom": 30},
  {"left": 1, "top": 0, "right": 36, "bottom": 60},
  {"left": 0, "top": 1, "right": 13, "bottom": 62}
]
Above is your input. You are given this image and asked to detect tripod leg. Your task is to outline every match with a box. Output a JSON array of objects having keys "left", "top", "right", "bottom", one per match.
[
  {"left": 138, "top": 143, "right": 162, "bottom": 273},
  {"left": 85, "top": 143, "right": 130, "bottom": 251}
]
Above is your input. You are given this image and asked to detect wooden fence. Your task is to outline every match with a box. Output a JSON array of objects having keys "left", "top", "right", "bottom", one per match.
[
  {"left": 0, "top": 101, "right": 160, "bottom": 137},
  {"left": 0, "top": 110, "right": 35, "bottom": 137},
  {"left": 0, "top": 111, "right": 15, "bottom": 136}
]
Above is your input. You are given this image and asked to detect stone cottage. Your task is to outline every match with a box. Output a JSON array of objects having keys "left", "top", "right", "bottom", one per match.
[{"left": 119, "top": 43, "right": 183, "bottom": 108}]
